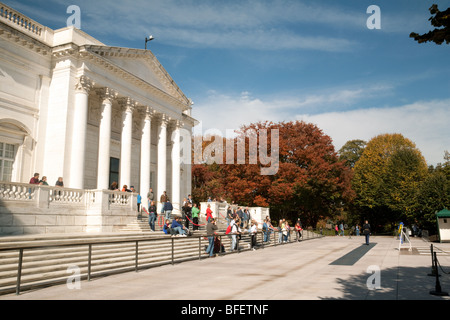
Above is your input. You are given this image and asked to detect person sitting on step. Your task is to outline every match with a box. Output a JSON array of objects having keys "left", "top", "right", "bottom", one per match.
[{"left": 171, "top": 217, "right": 187, "bottom": 237}]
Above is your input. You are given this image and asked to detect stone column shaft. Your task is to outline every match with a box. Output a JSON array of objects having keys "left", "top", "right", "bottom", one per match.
[
  {"left": 120, "top": 98, "right": 134, "bottom": 189},
  {"left": 70, "top": 76, "right": 92, "bottom": 189},
  {"left": 140, "top": 107, "right": 153, "bottom": 202},
  {"left": 97, "top": 88, "right": 116, "bottom": 190},
  {"left": 171, "top": 121, "right": 181, "bottom": 212},
  {"left": 157, "top": 114, "right": 169, "bottom": 207}
]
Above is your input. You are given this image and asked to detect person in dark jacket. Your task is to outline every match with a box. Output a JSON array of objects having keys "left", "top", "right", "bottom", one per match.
[
  {"left": 163, "top": 200, "right": 173, "bottom": 220},
  {"left": 205, "top": 218, "right": 218, "bottom": 257},
  {"left": 171, "top": 217, "right": 187, "bottom": 236},
  {"left": 363, "top": 220, "right": 371, "bottom": 245},
  {"left": 148, "top": 201, "right": 157, "bottom": 231}
]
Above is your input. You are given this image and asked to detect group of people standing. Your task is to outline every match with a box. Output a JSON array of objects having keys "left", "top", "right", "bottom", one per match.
[
  {"left": 29, "top": 173, "right": 64, "bottom": 187},
  {"left": 143, "top": 188, "right": 201, "bottom": 233},
  {"left": 334, "top": 221, "right": 372, "bottom": 244},
  {"left": 262, "top": 217, "right": 303, "bottom": 244}
]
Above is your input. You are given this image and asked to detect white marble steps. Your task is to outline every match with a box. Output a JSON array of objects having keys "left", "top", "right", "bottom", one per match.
[{"left": 120, "top": 216, "right": 211, "bottom": 233}]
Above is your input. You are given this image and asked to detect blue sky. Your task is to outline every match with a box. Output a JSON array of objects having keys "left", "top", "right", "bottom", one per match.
[{"left": 4, "top": 0, "right": 450, "bottom": 166}]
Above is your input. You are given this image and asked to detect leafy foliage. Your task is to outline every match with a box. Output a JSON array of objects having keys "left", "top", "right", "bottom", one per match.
[
  {"left": 191, "top": 121, "right": 354, "bottom": 226},
  {"left": 410, "top": 4, "right": 450, "bottom": 45},
  {"left": 339, "top": 139, "right": 367, "bottom": 168},
  {"left": 352, "top": 134, "right": 429, "bottom": 230}
]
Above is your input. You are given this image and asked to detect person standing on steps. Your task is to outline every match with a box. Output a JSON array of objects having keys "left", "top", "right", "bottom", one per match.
[
  {"left": 147, "top": 188, "right": 154, "bottom": 211},
  {"left": 160, "top": 191, "right": 169, "bottom": 214},
  {"left": 148, "top": 201, "right": 157, "bottom": 231},
  {"left": 163, "top": 199, "right": 173, "bottom": 220},
  {"left": 191, "top": 203, "right": 200, "bottom": 231}
]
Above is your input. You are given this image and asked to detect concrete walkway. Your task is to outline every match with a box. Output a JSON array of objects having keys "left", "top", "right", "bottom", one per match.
[{"left": 1, "top": 235, "right": 450, "bottom": 300}]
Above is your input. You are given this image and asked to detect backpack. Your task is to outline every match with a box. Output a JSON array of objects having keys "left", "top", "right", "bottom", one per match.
[{"left": 225, "top": 224, "right": 232, "bottom": 235}]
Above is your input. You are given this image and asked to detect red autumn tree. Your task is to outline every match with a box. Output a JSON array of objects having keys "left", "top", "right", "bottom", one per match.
[{"left": 191, "top": 120, "right": 355, "bottom": 227}]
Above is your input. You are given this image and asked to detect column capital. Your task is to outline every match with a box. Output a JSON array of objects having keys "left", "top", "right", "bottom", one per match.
[
  {"left": 75, "top": 75, "right": 94, "bottom": 94},
  {"left": 96, "top": 87, "right": 118, "bottom": 104},
  {"left": 141, "top": 106, "right": 157, "bottom": 121},
  {"left": 170, "top": 119, "right": 184, "bottom": 130},
  {"left": 118, "top": 97, "right": 137, "bottom": 113},
  {"left": 159, "top": 113, "right": 171, "bottom": 127}
]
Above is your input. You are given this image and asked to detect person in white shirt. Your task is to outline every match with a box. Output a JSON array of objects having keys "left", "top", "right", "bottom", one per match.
[
  {"left": 249, "top": 221, "right": 258, "bottom": 250},
  {"left": 230, "top": 217, "right": 241, "bottom": 251}
]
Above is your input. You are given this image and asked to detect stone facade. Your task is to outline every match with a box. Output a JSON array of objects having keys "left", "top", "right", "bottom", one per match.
[{"left": 0, "top": 3, "right": 196, "bottom": 235}]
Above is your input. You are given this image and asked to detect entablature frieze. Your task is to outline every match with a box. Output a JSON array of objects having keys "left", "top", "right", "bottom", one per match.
[{"left": 0, "top": 21, "right": 50, "bottom": 56}]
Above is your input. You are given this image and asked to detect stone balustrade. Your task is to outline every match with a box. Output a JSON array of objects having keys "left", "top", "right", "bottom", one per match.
[
  {"left": 0, "top": 3, "right": 44, "bottom": 38},
  {"left": 0, "top": 181, "right": 138, "bottom": 235}
]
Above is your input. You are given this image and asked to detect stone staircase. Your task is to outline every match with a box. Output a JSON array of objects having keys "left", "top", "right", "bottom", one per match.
[
  {"left": 120, "top": 213, "right": 209, "bottom": 233},
  {"left": 0, "top": 228, "right": 322, "bottom": 295}
]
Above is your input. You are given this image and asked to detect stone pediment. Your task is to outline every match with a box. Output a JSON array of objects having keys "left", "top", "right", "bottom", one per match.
[{"left": 84, "top": 45, "right": 189, "bottom": 105}]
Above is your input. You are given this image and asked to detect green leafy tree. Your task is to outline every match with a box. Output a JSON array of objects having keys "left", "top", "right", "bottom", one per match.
[
  {"left": 410, "top": 4, "right": 450, "bottom": 45},
  {"left": 339, "top": 139, "right": 367, "bottom": 168},
  {"left": 352, "top": 134, "right": 428, "bottom": 231},
  {"left": 382, "top": 147, "right": 428, "bottom": 219},
  {"left": 416, "top": 151, "right": 450, "bottom": 234}
]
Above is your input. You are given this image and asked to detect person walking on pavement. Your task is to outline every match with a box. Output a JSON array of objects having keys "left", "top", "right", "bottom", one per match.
[
  {"left": 363, "top": 220, "right": 371, "bottom": 245},
  {"left": 205, "top": 218, "right": 218, "bottom": 257}
]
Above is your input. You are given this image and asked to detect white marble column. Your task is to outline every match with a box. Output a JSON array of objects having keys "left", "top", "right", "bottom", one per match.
[
  {"left": 96, "top": 88, "right": 117, "bottom": 190},
  {"left": 120, "top": 98, "right": 135, "bottom": 189},
  {"left": 171, "top": 120, "right": 182, "bottom": 212},
  {"left": 183, "top": 125, "right": 193, "bottom": 199},
  {"left": 140, "top": 107, "right": 154, "bottom": 202},
  {"left": 70, "top": 75, "right": 92, "bottom": 189},
  {"left": 157, "top": 114, "right": 169, "bottom": 206}
]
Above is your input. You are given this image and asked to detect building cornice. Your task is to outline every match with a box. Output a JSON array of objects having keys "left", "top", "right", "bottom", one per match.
[{"left": 0, "top": 21, "right": 51, "bottom": 56}]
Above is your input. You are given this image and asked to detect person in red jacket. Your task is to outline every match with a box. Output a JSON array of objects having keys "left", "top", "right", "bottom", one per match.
[
  {"left": 29, "top": 173, "right": 40, "bottom": 184},
  {"left": 206, "top": 204, "right": 213, "bottom": 223}
]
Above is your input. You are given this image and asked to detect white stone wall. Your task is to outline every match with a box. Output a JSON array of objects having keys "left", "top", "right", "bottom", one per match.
[{"left": 438, "top": 218, "right": 450, "bottom": 242}]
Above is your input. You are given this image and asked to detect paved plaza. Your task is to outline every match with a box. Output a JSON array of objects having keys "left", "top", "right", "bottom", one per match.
[{"left": 1, "top": 235, "right": 450, "bottom": 301}]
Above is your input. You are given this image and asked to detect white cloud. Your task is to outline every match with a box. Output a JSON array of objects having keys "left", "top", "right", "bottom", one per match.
[
  {"left": 24, "top": 0, "right": 362, "bottom": 52},
  {"left": 192, "top": 89, "right": 450, "bottom": 166},
  {"left": 297, "top": 99, "right": 450, "bottom": 166}
]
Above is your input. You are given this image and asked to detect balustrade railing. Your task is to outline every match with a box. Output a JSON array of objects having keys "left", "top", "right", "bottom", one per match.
[
  {"left": 0, "top": 182, "right": 37, "bottom": 201},
  {"left": 0, "top": 181, "right": 136, "bottom": 210},
  {"left": 0, "top": 2, "right": 44, "bottom": 38}
]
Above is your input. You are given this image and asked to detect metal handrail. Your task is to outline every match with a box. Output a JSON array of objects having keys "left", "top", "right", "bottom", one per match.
[{"left": 0, "top": 228, "right": 324, "bottom": 295}]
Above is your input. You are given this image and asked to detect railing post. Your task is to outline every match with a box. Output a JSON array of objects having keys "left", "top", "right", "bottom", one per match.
[
  {"left": 199, "top": 236, "right": 201, "bottom": 260},
  {"left": 88, "top": 244, "right": 92, "bottom": 281},
  {"left": 430, "top": 252, "right": 449, "bottom": 296},
  {"left": 428, "top": 244, "right": 436, "bottom": 276},
  {"left": 135, "top": 241, "right": 139, "bottom": 272},
  {"left": 171, "top": 237, "right": 174, "bottom": 265},
  {"left": 16, "top": 248, "right": 23, "bottom": 295}
]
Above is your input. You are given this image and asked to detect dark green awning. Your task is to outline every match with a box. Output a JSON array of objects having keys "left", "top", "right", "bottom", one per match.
[{"left": 436, "top": 209, "right": 450, "bottom": 218}]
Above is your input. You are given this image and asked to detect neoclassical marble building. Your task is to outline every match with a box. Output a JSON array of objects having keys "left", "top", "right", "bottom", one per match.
[{"left": 0, "top": 3, "right": 195, "bottom": 213}]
